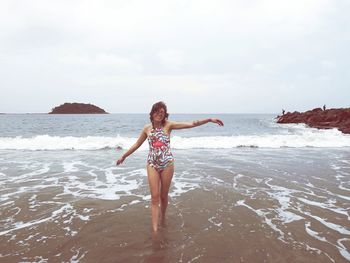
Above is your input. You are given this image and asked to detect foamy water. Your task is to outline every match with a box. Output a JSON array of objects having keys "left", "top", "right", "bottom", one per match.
[
  {"left": 0, "top": 124, "right": 349, "bottom": 150},
  {"left": 1, "top": 114, "right": 350, "bottom": 262},
  {"left": 231, "top": 151, "right": 350, "bottom": 262},
  {"left": 1, "top": 148, "right": 349, "bottom": 262}
]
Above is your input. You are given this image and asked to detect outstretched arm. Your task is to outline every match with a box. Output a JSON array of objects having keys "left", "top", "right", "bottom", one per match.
[
  {"left": 169, "top": 118, "right": 224, "bottom": 130},
  {"left": 116, "top": 127, "right": 148, "bottom": 165}
]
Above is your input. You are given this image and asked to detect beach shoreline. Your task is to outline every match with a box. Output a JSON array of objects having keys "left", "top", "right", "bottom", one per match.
[{"left": 1, "top": 148, "right": 349, "bottom": 262}]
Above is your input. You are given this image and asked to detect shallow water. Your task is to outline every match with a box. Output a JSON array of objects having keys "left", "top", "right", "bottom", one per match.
[{"left": 1, "top": 148, "right": 349, "bottom": 262}]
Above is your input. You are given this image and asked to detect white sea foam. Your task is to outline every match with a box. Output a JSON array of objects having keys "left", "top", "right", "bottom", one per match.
[
  {"left": 305, "top": 222, "right": 350, "bottom": 261},
  {"left": 0, "top": 127, "right": 350, "bottom": 150},
  {"left": 0, "top": 204, "right": 73, "bottom": 236},
  {"left": 170, "top": 180, "right": 200, "bottom": 197},
  {"left": 337, "top": 238, "right": 350, "bottom": 261},
  {"left": 62, "top": 167, "right": 145, "bottom": 200},
  {"left": 339, "top": 183, "right": 350, "bottom": 192},
  {"left": 235, "top": 199, "right": 288, "bottom": 243},
  {"left": 298, "top": 197, "right": 350, "bottom": 220},
  {"left": 208, "top": 216, "right": 223, "bottom": 228},
  {"left": 305, "top": 222, "right": 328, "bottom": 242},
  {"left": 70, "top": 247, "right": 87, "bottom": 263},
  {"left": 300, "top": 211, "right": 350, "bottom": 235},
  {"left": 232, "top": 173, "right": 245, "bottom": 189}
]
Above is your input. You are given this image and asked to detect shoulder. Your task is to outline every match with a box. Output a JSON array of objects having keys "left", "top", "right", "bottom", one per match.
[
  {"left": 143, "top": 124, "right": 152, "bottom": 133},
  {"left": 164, "top": 120, "right": 175, "bottom": 129}
]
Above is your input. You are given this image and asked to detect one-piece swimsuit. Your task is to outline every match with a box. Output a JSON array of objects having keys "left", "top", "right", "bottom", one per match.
[{"left": 147, "top": 127, "right": 174, "bottom": 171}]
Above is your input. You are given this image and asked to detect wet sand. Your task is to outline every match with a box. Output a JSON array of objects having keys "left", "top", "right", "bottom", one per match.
[
  {"left": 1, "top": 148, "right": 350, "bottom": 262},
  {"left": 1, "top": 189, "right": 348, "bottom": 262}
]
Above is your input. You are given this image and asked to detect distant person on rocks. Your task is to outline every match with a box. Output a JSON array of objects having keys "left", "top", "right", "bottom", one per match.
[
  {"left": 282, "top": 109, "right": 285, "bottom": 115},
  {"left": 323, "top": 104, "right": 326, "bottom": 111},
  {"left": 116, "top": 101, "right": 224, "bottom": 232}
]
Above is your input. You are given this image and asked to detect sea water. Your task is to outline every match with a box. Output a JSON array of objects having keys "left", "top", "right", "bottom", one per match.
[
  {"left": 1, "top": 113, "right": 349, "bottom": 149},
  {"left": 0, "top": 114, "right": 349, "bottom": 262}
]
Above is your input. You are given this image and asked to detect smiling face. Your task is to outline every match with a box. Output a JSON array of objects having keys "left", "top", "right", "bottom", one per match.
[
  {"left": 149, "top": 101, "right": 169, "bottom": 126},
  {"left": 152, "top": 108, "right": 166, "bottom": 123}
]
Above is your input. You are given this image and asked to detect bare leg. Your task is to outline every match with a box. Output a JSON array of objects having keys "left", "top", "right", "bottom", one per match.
[
  {"left": 147, "top": 165, "right": 161, "bottom": 232},
  {"left": 160, "top": 164, "right": 174, "bottom": 222}
]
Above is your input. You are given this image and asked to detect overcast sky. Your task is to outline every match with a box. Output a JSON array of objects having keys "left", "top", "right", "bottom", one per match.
[{"left": 0, "top": 0, "right": 349, "bottom": 113}]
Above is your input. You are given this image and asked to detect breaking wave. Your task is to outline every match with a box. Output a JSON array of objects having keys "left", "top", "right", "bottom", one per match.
[{"left": 1, "top": 127, "right": 350, "bottom": 150}]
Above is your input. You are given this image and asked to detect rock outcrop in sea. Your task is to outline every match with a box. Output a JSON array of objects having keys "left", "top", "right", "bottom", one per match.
[
  {"left": 49, "top": 103, "right": 108, "bottom": 114},
  {"left": 276, "top": 108, "right": 350, "bottom": 134}
]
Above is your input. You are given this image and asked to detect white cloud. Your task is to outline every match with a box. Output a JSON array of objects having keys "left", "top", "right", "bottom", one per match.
[
  {"left": 252, "top": 64, "right": 276, "bottom": 74},
  {"left": 157, "top": 50, "right": 185, "bottom": 71},
  {"left": 57, "top": 53, "right": 144, "bottom": 73},
  {"left": 321, "top": 60, "right": 336, "bottom": 70},
  {"left": 0, "top": 0, "right": 348, "bottom": 113}
]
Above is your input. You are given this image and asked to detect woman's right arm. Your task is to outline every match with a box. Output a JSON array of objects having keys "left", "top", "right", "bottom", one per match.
[{"left": 116, "top": 126, "right": 148, "bottom": 165}]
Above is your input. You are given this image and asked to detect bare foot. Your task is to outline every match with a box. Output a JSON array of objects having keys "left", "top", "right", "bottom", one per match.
[{"left": 152, "top": 225, "right": 158, "bottom": 232}]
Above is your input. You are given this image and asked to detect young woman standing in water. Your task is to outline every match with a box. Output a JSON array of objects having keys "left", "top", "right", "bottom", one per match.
[{"left": 116, "top": 101, "right": 224, "bottom": 232}]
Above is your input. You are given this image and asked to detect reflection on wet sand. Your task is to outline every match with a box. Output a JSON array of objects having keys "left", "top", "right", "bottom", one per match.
[{"left": 1, "top": 148, "right": 349, "bottom": 262}]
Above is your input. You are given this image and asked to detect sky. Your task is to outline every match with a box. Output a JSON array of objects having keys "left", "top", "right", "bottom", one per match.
[{"left": 0, "top": 0, "right": 349, "bottom": 114}]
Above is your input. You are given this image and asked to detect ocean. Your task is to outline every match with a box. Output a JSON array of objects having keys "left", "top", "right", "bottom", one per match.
[{"left": 0, "top": 114, "right": 349, "bottom": 262}]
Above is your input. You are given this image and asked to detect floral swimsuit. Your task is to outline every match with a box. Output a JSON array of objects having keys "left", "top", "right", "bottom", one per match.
[{"left": 147, "top": 127, "right": 174, "bottom": 171}]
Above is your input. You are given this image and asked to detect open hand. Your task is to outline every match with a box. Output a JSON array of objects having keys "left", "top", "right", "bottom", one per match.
[{"left": 211, "top": 118, "right": 224, "bottom": 126}]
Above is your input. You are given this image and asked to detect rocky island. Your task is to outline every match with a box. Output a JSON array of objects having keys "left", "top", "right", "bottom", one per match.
[
  {"left": 49, "top": 103, "right": 108, "bottom": 114},
  {"left": 277, "top": 108, "right": 350, "bottom": 134}
]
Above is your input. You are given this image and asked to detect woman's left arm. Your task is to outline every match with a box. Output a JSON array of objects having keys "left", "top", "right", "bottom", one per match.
[{"left": 169, "top": 118, "right": 224, "bottom": 130}]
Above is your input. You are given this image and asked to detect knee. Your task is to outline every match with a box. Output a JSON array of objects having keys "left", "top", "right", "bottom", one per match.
[
  {"left": 160, "top": 194, "right": 168, "bottom": 203},
  {"left": 151, "top": 194, "right": 160, "bottom": 205}
]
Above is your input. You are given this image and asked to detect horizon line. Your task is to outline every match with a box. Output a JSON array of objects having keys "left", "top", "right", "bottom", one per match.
[{"left": 0, "top": 112, "right": 279, "bottom": 115}]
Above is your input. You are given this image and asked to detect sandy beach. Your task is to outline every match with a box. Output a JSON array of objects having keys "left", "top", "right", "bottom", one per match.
[
  {"left": 3, "top": 189, "right": 346, "bottom": 263},
  {"left": 1, "top": 148, "right": 349, "bottom": 262}
]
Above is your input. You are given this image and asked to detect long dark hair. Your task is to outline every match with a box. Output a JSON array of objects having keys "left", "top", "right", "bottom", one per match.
[{"left": 149, "top": 101, "right": 169, "bottom": 127}]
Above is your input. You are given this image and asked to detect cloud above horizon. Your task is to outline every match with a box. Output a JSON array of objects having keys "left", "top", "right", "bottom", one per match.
[{"left": 0, "top": 0, "right": 349, "bottom": 113}]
